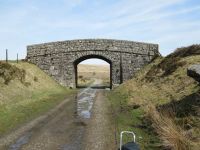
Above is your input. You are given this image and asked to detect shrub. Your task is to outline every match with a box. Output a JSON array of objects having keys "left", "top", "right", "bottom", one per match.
[
  {"left": 34, "top": 76, "right": 38, "bottom": 82},
  {"left": 0, "top": 61, "right": 26, "bottom": 84},
  {"left": 79, "top": 75, "right": 83, "bottom": 79},
  {"left": 24, "top": 82, "right": 31, "bottom": 87}
]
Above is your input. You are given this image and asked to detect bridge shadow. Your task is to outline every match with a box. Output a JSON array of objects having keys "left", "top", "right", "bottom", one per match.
[{"left": 76, "top": 85, "right": 111, "bottom": 89}]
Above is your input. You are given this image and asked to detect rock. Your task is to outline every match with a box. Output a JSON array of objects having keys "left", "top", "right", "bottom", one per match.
[{"left": 187, "top": 64, "right": 200, "bottom": 82}]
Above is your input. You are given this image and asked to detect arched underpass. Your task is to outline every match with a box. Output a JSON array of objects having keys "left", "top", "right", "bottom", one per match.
[{"left": 74, "top": 55, "right": 111, "bottom": 88}]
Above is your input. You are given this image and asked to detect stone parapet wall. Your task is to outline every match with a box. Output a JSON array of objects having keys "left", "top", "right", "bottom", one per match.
[{"left": 27, "top": 39, "right": 159, "bottom": 57}]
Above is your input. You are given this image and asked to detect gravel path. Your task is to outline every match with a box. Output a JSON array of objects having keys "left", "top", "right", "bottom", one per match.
[{"left": 83, "top": 90, "right": 117, "bottom": 150}]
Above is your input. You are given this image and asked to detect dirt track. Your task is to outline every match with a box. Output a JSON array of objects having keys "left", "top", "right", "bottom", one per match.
[
  {"left": 1, "top": 80, "right": 116, "bottom": 150},
  {"left": 7, "top": 96, "right": 84, "bottom": 150}
]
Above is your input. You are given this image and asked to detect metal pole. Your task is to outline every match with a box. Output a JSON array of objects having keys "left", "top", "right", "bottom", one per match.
[
  {"left": 17, "top": 53, "right": 18, "bottom": 63},
  {"left": 6, "top": 49, "right": 8, "bottom": 62}
]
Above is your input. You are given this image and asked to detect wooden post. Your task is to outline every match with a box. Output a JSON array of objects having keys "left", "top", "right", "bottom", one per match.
[
  {"left": 17, "top": 53, "right": 18, "bottom": 63},
  {"left": 6, "top": 49, "right": 8, "bottom": 62}
]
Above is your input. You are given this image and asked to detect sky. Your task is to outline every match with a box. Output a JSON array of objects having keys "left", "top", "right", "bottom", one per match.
[
  {"left": 80, "top": 58, "right": 109, "bottom": 65},
  {"left": 0, "top": 0, "right": 200, "bottom": 64}
]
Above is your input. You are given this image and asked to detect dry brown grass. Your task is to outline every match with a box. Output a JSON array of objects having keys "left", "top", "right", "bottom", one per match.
[
  {"left": 78, "top": 64, "right": 109, "bottom": 72},
  {"left": 146, "top": 104, "right": 191, "bottom": 150},
  {"left": 170, "top": 44, "right": 200, "bottom": 58},
  {"left": 145, "top": 44, "right": 200, "bottom": 81}
]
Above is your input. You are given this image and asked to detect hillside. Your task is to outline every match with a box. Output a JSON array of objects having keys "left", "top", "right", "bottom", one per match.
[
  {"left": 108, "top": 45, "right": 200, "bottom": 150},
  {"left": 0, "top": 61, "right": 73, "bottom": 136}
]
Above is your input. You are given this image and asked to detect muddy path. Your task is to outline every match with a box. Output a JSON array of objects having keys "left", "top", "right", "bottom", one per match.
[{"left": 0, "top": 79, "right": 116, "bottom": 150}]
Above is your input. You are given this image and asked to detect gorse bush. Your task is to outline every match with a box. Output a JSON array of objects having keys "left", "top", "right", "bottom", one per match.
[{"left": 0, "top": 61, "right": 26, "bottom": 84}]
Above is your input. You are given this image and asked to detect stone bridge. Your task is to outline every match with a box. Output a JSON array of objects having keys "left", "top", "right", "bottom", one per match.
[{"left": 27, "top": 39, "right": 159, "bottom": 88}]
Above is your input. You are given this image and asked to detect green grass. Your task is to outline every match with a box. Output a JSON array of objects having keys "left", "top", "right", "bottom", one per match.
[
  {"left": 0, "top": 89, "right": 73, "bottom": 135},
  {"left": 0, "top": 61, "right": 75, "bottom": 135}
]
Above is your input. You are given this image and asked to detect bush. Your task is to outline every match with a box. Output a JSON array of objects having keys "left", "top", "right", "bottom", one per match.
[
  {"left": 34, "top": 76, "right": 38, "bottom": 82},
  {"left": 0, "top": 61, "right": 26, "bottom": 84},
  {"left": 24, "top": 82, "right": 31, "bottom": 87},
  {"left": 79, "top": 75, "right": 83, "bottom": 79}
]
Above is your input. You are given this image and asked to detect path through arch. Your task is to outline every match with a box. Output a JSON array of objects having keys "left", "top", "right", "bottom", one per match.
[{"left": 74, "top": 56, "right": 112, "bottom": 88}]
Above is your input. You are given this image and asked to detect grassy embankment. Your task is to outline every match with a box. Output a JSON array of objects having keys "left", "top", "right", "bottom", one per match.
[
  {"left": 0, "top": 61, "right": 74, "bottom": 136},
  {"left": 108, "top": 45, "right": 200, "bottom": 150}
]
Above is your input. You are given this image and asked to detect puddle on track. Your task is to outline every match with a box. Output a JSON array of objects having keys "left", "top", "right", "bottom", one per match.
[
  {"left": 61, "top": 87, "right": 97, "bottom": 150},
  {"left": 76, "top": 87, "right": 96, "bottom": 119},
  {"left": 9, "top": 132, "right": 32, "bottom": 150}
]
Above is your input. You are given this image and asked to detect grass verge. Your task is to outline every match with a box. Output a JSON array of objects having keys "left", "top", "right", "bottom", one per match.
[{"left": 108, "top": 90, "right": 161, "bottom": 150}]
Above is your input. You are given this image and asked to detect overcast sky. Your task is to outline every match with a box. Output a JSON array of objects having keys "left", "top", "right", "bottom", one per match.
[{"left": 0, "top": 0, "right": 200, "bottom": 64}]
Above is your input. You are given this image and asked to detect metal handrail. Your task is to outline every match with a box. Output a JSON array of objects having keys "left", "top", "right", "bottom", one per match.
[{"left": 120, "top": 131, "right": 136, "bottom": 150}]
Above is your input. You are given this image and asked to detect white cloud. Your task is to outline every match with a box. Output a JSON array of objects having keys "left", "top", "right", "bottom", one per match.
[{"left": 0, "top": 0, "right": 199, "bottom": 60}]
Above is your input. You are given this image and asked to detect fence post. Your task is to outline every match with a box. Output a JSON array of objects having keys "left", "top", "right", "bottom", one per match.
[
  {"left": 6, "top": 49, "right": 8, "bottom": 62},
  {"left": 17, "top": 53, "right": 18, "bottom": 63}
]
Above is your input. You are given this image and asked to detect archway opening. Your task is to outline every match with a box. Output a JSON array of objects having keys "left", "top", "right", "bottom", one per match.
[{"left": 74, "top": 56, "right": 112, "bottom": 89}]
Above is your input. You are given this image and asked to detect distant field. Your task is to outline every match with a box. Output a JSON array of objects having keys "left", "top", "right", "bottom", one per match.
[{"left": 77, "top": 64, "right": 110, "bottom": 87}]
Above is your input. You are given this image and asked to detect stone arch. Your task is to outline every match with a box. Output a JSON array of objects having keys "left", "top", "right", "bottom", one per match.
[
  {"left": 73, "top": 54, "right": 112, "bottom": 88},
  {"left": 27, "top": 39, "right": 159, "bottom": 88}
]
